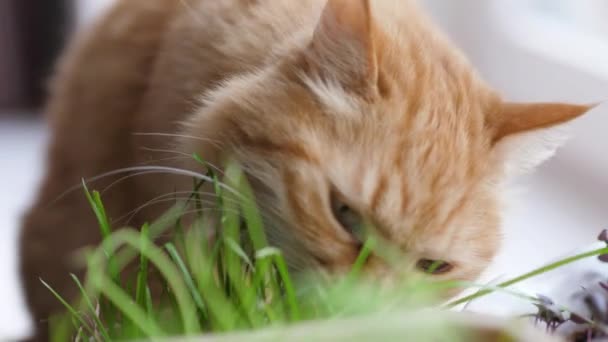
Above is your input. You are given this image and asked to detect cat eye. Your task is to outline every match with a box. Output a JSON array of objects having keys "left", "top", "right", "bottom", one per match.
[
  {"left": 416, "top": 259, "right": 453, "bottom": 275},
  {"left": 331, "top": 196, "right": 365, "bottom": 241}
]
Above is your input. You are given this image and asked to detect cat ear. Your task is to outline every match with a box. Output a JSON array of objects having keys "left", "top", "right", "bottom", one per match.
[
  {"left": 490, "top": 102, "right": 594, "bottom": 177},
  {"left": 305, "top": 0, "right": 377, "bottom": 94}
]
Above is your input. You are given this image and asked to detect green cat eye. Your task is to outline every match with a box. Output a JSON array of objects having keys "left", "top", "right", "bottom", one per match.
[
  {"left": 416, "top": 259, "right": 453, "bottom": 275},
  {"left": 331, "top": 195, "right": 366, "bottom": 241}
]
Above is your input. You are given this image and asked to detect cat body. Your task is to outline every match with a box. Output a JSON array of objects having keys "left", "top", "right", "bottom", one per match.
[{"left": 20, "top": 0, "right": 591, "bottom": 339}]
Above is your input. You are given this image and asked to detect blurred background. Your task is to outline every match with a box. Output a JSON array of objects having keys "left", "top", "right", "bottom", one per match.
[{"left": 1, "top": 0, "right": 607, "bottom": 339}]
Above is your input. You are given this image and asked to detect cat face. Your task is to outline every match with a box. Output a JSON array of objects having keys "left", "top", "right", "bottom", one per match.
[{"left": 182, "top": 0, "right": 591, "bottom": 286}]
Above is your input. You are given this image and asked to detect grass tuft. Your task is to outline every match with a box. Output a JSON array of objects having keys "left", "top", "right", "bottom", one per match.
[{"left": 43, "top": 161, "right": 608, "bottom": 341}]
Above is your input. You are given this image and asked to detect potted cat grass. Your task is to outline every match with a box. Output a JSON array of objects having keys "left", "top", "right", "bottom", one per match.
[{"left": 43, "top": 161, "right": 608, "bottom": 342}]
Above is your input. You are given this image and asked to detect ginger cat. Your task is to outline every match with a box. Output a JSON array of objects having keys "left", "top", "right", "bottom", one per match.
[{"left": 20, "top": 0, "right": 592, "bottom": 340}]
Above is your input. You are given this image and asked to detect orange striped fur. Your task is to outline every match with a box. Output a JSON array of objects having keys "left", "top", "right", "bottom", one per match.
[{"left": 20, "top": 0, "right": 592, "bottom": 339}]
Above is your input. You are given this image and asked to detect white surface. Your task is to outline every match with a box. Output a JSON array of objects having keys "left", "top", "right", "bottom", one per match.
[
  {"left": 75, "top": 0, "right": 115, "bottom": 28},
  {"left": 1, "top": 0, "right": 608, "bottom": 339},
  {"left": 0, "top": 116, "right": 47, "bottom": 340}
]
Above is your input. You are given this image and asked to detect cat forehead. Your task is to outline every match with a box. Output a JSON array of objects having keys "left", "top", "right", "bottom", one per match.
[
  {"left": 325, "top": 134, "right": 490, "bottom": 208},
  {"left": 297, "top": 53, "right": 489, "bottom": 124}
]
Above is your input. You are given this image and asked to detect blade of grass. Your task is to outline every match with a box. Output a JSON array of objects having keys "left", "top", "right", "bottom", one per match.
[
  {"left": 88, "top": 230, "right": 202, "bottom": 334},
  {"left": 82, "top": 180, "right": 111, "bottom": 238},
  {"left": 193, "top": 259, "right": 241, "bottom": 331},
  {"left": 221, "top": 251, "right": 263, "bottom": 327},
  {"left": 192, "top": 152, "right": 206, "bottom": 166},
  {"left": 136, "top": 223, "right": 150, "bottom": 308},
  {"left": 222, "top": 162, "right": 282, "bottom": 321},
  {"left": 88, "top": 271, "right": 165, "bottom": 338},
  {"left": 82, "top": 180, "right": 120, "bottom": 285},
  {"left": 69, "top": 274, "right": 111, "bottom": 341},
  {"left": 145, "top": 285, "right": 154, "bottom": 317},
  {"left": 192, "top": 178, "right": 205, "bottom": 218},
  {"left": 165, "top": 242, "right": 207, "bottom": 314},
  {"left": 73, "top": 323, "right": 86, "bottom": 342},
  {"left": 41, "top": 279, "right": 97, "bottom": 339},
  {"left": 49, "top": 312, "right": 75, "bottom": 342},
  {"left": 348, "top": 237, "right": 376, "bottom": 280},
  {"left": 219, "top": 180, "right": 264, "bottom": 328},
  {"left": 254, "top": 248, "right": 289, "bottom": 322},
  {"left": 447, "top": 246, "right": 608, "bottom": 307},
  {"left": 224, "top": 163, "right": 267, "bottom": 250},
  {"left": 186, "top": 226, "right": 243, "bottom": 331},
  {"left": 102, "top": 202, "right": 192, "bottom": 280},
  {"left": 256, "top": 247, "right": 301, "bottom": 321},
  {"left": 223, "top": 238, "right": 253, "bottom": 270},
  {"left": 220, "top": 182, "right": 238, "bottom": 300},
  {"left": 212, "top": 172, "right": 223, "bottom": 208}
]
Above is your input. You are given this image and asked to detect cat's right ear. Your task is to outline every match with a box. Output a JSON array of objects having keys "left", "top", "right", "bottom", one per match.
[
  {"left": 303, "top": 0, "right": 378, "bottom": 95},
  {"left": 490, "top": 102, "right": 595, "bottom": 177}
]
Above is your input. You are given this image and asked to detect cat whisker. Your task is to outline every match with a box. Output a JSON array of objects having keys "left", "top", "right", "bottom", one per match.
[
  {"left": 121, "top": 196, "right": 219, "bottom": 226},
  {"left": 138, "top": 206, "right": 244, "bottom": 242},
  {"left": 139, "top": 147, "right": 191, "bottom": 157},
  {"left": 119, "top": 189, "right": 246, "bottom": 225},
  {"left": 140, "top": 155, "right": 191, "bottom": 166},
  {"left": 151, "top": 157, "right": 226, "bottom": 179},
  {"left": 132, "top": 132, "right": 223, "bottom": 149},
  {"left": 120, "top": 188, "right": 280, "bottom": 230},
  {"left": 49, "top": 166, "right": 244, "bottom": 208},
  {"left": 100, "top": 170, "right": 158, "bottom": 195},
  {"left": 167, "top": 207, "right": 243, "bottom": 226},
  {"left": 138, "top": 145, "right": 226, "bottom": 176}
]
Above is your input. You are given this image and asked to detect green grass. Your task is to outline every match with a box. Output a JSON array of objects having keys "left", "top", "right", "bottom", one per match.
[{"left": 45, "top": 160, "right": 608, "bottom": 341}]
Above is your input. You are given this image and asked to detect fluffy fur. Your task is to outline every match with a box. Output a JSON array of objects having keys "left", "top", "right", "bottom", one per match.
[{"left": 20, "top": 0, "right": 591, "bottom": 340}]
